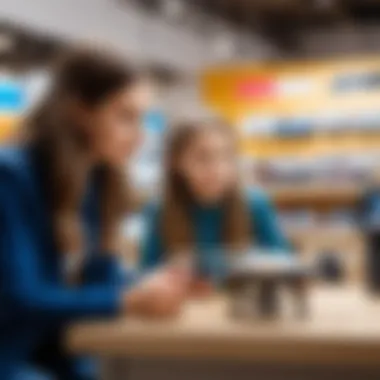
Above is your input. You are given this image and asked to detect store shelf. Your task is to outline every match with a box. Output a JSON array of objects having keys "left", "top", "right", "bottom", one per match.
[
  {"left": 285, "top": 224, "right": 362, "bottom": 244},
  {"left": 268, "top": 184, "right": 361, "bottom": 210}
]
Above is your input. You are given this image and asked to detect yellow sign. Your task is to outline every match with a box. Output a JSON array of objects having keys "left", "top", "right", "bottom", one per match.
[{"left": 0, "top": 116, "right": 18, "bottom": 143}]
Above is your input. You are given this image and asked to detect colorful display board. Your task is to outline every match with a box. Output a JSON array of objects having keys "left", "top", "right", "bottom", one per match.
[{"left": 201, "top": 56, "right": 380, "bottom": 159}]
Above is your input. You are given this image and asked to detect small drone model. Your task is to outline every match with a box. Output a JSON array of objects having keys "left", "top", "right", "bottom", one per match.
[{"left": 226, "top": 251, "right": 313, "bottom": 320}]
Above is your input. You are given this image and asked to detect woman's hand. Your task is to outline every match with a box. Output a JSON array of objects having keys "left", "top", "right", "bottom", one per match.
[{"left": 122, "top": 269, "right": 189, "bottom": 318}]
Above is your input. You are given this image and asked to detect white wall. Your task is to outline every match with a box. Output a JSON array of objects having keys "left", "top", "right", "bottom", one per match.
[
  {"left": 158, "top": 77, "right": 214, "bottom": 122},
  {"left": 0, "top": 0, "right": 277, "bottom": 73}
]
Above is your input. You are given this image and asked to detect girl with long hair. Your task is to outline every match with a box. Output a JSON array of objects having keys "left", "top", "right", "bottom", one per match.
[
  {"left": 0, "top": 49, "right": 186, "bottom": 380},
  {"left": 140, "top": 120, "right": 288, "bottom": 291}
]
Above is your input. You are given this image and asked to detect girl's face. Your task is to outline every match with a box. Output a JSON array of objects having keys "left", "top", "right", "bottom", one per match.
[
  {"left": 84, "top": 82, "right": 151, "bottom": 167},
  {"left": 177, "top": 129, "right": 238, "bottom": 203}
]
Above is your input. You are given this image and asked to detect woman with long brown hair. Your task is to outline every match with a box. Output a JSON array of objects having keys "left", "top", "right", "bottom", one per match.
[
  {"left": 140, "top": 120, "right": 288, "bottom": 291},
  {"left": 0, "top": 49, "right": 187, "bottom": 380}
]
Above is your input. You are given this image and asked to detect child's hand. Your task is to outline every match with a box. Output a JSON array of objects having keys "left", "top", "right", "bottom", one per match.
[
  {"left": 123, "top": 269, "right": 188, "bottom": 319},
  {"left": 165, "top": 253, "right": 194, "bottom": 290},
  {"left": 189, "top": 279, "right": 214, "bottom": 299}
]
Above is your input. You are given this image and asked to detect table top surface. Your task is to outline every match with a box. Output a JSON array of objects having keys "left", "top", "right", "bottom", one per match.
[{"left": 66, "top": 286, "right": 380, "bottom": 365}]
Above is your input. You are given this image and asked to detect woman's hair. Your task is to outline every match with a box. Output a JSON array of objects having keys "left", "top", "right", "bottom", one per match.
[
  {"left": 162, "top": 120, "right": 251, "bottom": 254},
  {"left": 25, "top": 48, "right": 141, "bottom": 261}
]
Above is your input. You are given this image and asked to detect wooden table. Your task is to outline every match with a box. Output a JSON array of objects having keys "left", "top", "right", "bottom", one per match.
[{"left": 67, "top": 286, "right": 380, "bottom": 380}]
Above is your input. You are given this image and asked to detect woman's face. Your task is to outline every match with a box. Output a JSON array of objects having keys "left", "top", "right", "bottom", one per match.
[
  {"left": 84, "top": 82, "right": 151, "bottom": 167},
  {"left": 177, "top": 129, "right": 238, "bottom": 203}
]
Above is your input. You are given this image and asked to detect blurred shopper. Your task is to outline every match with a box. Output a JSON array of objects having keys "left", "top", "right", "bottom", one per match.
[
  {"left": 0, "top": 49, "right": 188, "bottom": 380},
  {"left": 140, "top": 120, "right": 288, "bottom": 294},
  {"left": 357, "top": 167, "right": 380, "bottom": 293}
]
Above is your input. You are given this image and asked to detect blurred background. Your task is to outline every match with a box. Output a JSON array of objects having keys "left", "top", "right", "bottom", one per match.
[{"left": 2, "top": 0, "right": 380, "bottom": 283}]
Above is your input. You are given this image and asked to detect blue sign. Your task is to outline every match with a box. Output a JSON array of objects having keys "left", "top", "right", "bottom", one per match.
[
  {"left": 0, "top": 80, "right": 25, "bottom": 113},
  {"left": 143, "top": 110, "right": 166, "bottom": 133}
]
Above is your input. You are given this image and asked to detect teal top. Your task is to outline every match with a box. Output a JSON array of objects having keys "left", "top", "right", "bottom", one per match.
[{"left": 140, "top": 190, "right": 289, "bottom": 281}]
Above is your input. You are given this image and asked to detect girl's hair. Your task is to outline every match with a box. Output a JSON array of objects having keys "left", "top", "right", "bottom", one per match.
[
  {"left": 162, "top": 120, "right": 251, "bottom": 254},
  {"left": 26, "top": 48, "right": 141, "bottom": 261}
]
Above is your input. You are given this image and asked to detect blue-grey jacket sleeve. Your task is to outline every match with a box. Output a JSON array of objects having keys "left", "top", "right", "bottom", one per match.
[
  {"left": 249, "top": 189, "right": 289, "bottom": 251},
  {"left": 0, "top": 173, "right": 122, "bottom": 322},
  {"left": 139, "top": 202, "right": 165, "bottom": 271}
]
